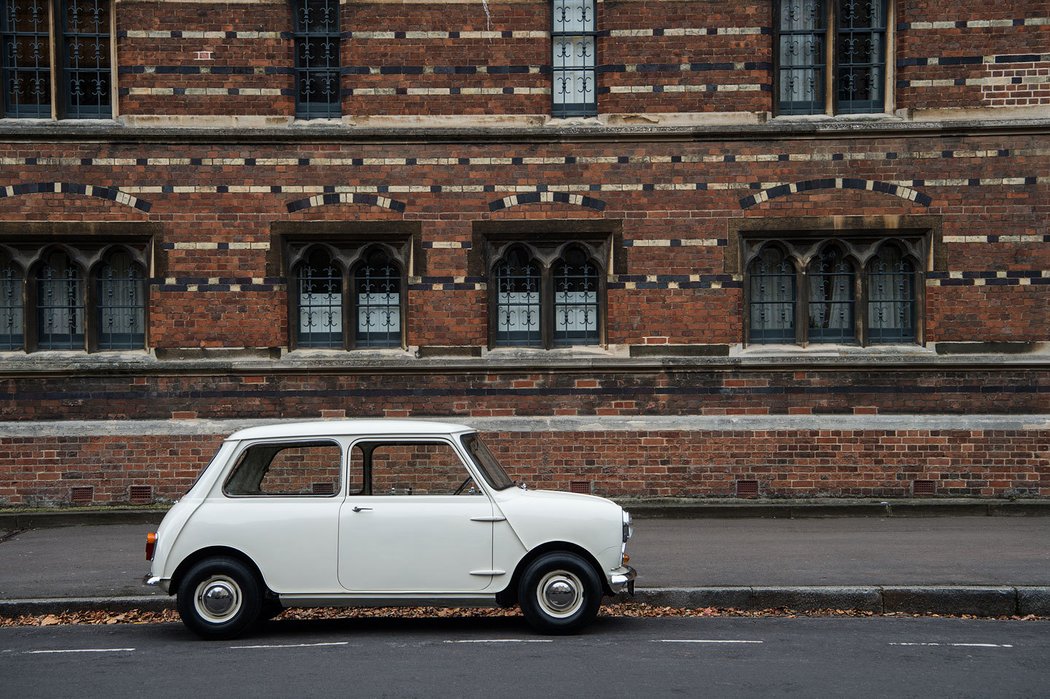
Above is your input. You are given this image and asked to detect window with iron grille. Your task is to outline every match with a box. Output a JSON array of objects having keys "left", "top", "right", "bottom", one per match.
[
  {"left": 744, "top": 234, "right": 923, "bottom": 346},
  {"left": 292, "top": 0, "right": 340, "bottom": 119},
  {"left": 491, "top": 242, "right": 604, "bottom": 349},
  {"left": 776, "top": 0, "right": 888, "bottom": 115},
  {"left": 288, "top": 242, "right": 406, "bottom": 351},
  {"left": 1, "top": 0, "right": 112, "bottom": 118},
  {"left": 551, "top": 0, "right": 596, "bottom": 118}
]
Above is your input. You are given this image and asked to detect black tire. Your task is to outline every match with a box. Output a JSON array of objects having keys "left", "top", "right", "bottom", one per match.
[
  {"left": 518, "top": 552, "right": 603, "bottom": 634},
  {"left": 176, "top": 556, "right": 262, "bottom": 640}
]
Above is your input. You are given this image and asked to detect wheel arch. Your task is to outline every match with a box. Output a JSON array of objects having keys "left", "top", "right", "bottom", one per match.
[
  {"left": 495, "top": 540, "right": 610, "bottom": 606},
  {"left": 169, "top": 546, "right": 270, "bottom": 598}
]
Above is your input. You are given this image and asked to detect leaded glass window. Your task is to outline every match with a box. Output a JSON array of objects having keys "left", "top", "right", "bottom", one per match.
[
  {"left": 96, "top": 250, "right": 143, "bottom": 350},
  {"left": 36, "top": 250, "right": 84, "bottom": 350},
  {"left": 836, "top": 0, "right": 886, "bottom": 113},
  {"left": 0, "top": 258, "right": 23, "bottom": 349},
  {"left": 778, "top": 0, "right": 825, "bottom": 115},
  {"left": 551, "top": 0, "right": 596, "bottom": 117},
  {"left": 60, "top": 0, "right": 111, "bottom": 118},
  {"left": 295, "top": 248, "right": 343, "bottom": 348},
  {"left": 293, "top": 0, "right": 339, "bottom": 119},
  {"left": 867, "top": 244, "right": 916, "bottom": 343},
  {"left": 354, "top": 248, "right": 401, "bottom": 348},
  {"left": 495, "top": 247, "right": 541, "bottom": 347},
  {"left": 553, "top": 247, "right": 598, "bottom": 346},
  {"left": 1, "top": 0, "right": 52, "bottom": 117},
  {"left": 749, "top": 247, "right": 796, "bottom": 343},
  {"left": 807, "top": 246, "right": 855, "bottom": 343}
]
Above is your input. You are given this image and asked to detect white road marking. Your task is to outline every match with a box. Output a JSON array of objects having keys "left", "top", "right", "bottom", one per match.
[
  {"left": 26, "top": 648, "right": 136, "bottom": 654},
  {"left": 229, "top": 641, "right": 350, "bottom": 650},
  {"left": 890, "top": 642, "right": 1014, "bottom": 648},
  {"left": 444, "top": 639, "right": 553, "bottom": 644},
  {"left": 653, "top": 639, "right": 764, "bottom": 644}
]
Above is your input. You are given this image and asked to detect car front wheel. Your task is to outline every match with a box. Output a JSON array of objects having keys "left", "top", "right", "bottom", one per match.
[
  {"left": 518, "top": 552, "right": 602, "bottom": 634},
  {"left": 176, "top": 557, "right": 262, "bottom": 640}
]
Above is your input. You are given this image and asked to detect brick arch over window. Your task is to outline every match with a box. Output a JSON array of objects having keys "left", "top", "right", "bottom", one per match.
[
  {"left": 285, "top": 192, "right": 407, "bottom": 213},
  {"left": 488, "top": 191, "right": 606, "bottom": 212},
  {"left": 739, "top": 178, "right": 932, "bottom": 209},
  {"left": 0, "top": 182, "right": 152, "bottom": 212}
]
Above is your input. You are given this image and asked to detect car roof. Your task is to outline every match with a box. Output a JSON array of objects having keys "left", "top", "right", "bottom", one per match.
[{"left": 226, "top": 419, "right": 475, "bottom": 442}]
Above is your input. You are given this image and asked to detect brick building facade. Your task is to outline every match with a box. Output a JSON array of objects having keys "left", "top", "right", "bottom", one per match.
[{"left": 0, "top": 0, "right": 1046, "bottom": 506}]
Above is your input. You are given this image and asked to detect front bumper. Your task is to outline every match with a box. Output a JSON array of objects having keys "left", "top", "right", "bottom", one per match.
[
  {"left": 608, "top": 565, "right": 637, "bottom": 595},
  {"left": 143, "top": 574, "right": 170, "bottom": 594}
]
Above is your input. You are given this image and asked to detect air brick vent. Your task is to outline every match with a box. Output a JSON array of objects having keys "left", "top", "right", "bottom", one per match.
[
  {"left": 913, "top": 479, "right": 937, "bottom": 496},
  {"left": 70, "top": 486, "right": 94, "bottom": 505},
  {"left": 129, "top": 485, "right": 153, "bottom": 504},
  {"left": 569, "top": 481, "right": 592, "bottom": 494},
  {"left": 736, "top": 479, "right": 760, "bottom": 498},
  {"left": 312, "top": 482, "right": 336, "bottom": 495}
]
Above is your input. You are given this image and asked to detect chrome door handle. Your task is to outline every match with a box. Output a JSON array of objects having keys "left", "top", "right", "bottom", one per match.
[{"left": 352, "top": 506, "right": 373, "bottom": 512}]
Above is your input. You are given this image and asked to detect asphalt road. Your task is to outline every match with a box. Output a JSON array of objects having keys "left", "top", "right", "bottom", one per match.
[{"left": 2, "top": 616, "right": 1047, "bottom": 697}]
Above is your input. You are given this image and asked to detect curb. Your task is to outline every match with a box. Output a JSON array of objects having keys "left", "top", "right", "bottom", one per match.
[{"left": 3, "top": 586, "right": 1048, "bottom": 619}]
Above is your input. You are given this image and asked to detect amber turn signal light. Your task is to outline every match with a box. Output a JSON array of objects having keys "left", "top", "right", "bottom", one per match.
[
  {"left": 622, "top": 553, "right": 630, "bottom": 565},
  {"left": 145, "top": 532, "right": 157, "bottom": 561}
]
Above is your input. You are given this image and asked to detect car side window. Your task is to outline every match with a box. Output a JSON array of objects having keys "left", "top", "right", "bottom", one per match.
[
  {"left": 353, "top": 441, "right": 480, "bottom": 496},
  {"left": 224, "top": 441, "right": 345, "bottom": 496}
]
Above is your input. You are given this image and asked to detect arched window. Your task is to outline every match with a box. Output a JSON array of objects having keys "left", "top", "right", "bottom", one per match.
[
  {"left": 807, "top": 245, "right": 855, "bottom": 343},
  {"left": 294, "top": 247, "right": 343, "bottom": 348},
  {"left": 494, "top": 246, "right": 541, "bottom": 347},
  {"left": 36, "top": 249, "right": 84, "bottom": 350},
  {"left": 867, "top": 243, "right": 916, "bottom": 343},
  {"left": 552, "top": 246, "right": 599, "bottom": 346},
  {"left": 748, "top": 246, "right": 796, "bottom": 343},
  {"left": 0, "top": 255, "right": 23, "bottom": 350},
  {"left": 353, "top": 247, "right": 401, "bottom": 348},
  {"left": 95, "top": 249, "right": 145, "bottom": 350}
]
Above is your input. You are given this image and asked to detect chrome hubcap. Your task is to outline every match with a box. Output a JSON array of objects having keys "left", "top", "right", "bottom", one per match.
[
  {"left": 194, "top": 575, "right": 241, "bottom": 623},
  {"left": 537, "top": 571, "right": 583, "bottom": 618}
]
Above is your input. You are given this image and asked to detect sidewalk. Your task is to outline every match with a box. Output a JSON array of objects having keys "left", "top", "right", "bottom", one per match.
[{"left": 1, "top": 511, "right": 1049, "bottom": 617}]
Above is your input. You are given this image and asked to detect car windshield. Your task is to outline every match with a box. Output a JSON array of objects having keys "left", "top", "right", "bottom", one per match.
[{"left": 461, "top": 434, "right": 516, "bottom": 491}]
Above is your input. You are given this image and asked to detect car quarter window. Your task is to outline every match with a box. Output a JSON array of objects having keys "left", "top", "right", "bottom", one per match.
[
  {"left": 223, "top": 441, "right": 347, "bottom": 496},
  {"left": 352, "top": 441, "right": 480, "bottom": 496}
]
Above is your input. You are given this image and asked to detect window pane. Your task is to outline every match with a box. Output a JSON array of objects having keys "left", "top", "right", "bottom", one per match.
[
  {"left": 0, "top": 260, "right": 23, "bottom": 350},
  {"left": 749, "top": 247, "right": 796, "bottom": 343},
  {"left": 61, "top": 0, "right": 111, "bottom": 118},
  {"left": 354, "top": 251, "right": 401, "bottom": 348},
  {"left": 836, "top": 0, "right": 886, "bottom": 113},
  {"left": 296, "top": 250, "right": 343, "bottom": 348},
  {"left": 369, "top": 442, "right": 478, "bottom": 496},
  {"left": 495, "top": 249, "right": 541, "bottom": 347},
  {"left": 1, "top": 0, "right": 52, "bottom": 117},
  {"left": 778, "top": 0, "right": 825, "bottom": 114},
  {"left": 293, "top": 0, "right": 340, "bottom": 119},
  {"left": 37, "top": 251, "right": 84, "bottom": 350},
  {"left": 225, "top": 442, "right": 342, "bottom": 496},
  {"left": 867, "top": 246, "right": 916, "bottom": 343},
  {"left": 96, "top": 250, "right": 145, "bottom": 350},
  {"left": 807, "top": 247, "right": 855, "bottom": 343},
  {"left": 553, "top": 251, "right": 598, "bottom": 346},
  {"left": 551, "top": 0, "right": 596, "bottom": 117}
]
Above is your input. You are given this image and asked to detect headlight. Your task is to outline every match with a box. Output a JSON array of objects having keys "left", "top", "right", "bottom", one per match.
[{"left": 622, "top": 510, "right": 633, "bottom": 543}]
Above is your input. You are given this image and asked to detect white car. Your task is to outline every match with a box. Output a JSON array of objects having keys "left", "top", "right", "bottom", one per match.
[{"left": 146, "top": 420, "right": 635, "bottom": 639}]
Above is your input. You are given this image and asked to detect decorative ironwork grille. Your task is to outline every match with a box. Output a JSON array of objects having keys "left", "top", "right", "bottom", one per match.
[
  {"left": 553, "top": 250, "right": 598, "bottom": 346},
  {"left": 60, "top": 0, "right": 110, "bottom": 117},
  {"left": 1, "top": 0, "right": 52, "bottom": 117},
  {"left": 495, "top": 248, "right": 541, "bottom": 347},
  {"left": 96, "top": 250, "right": 144, "bottom": 349},
  {"left": 836, "top": 0, "right": 886, "bottom": 113},
  {"left": 777, "top": 0, "right": 825, "bottom": 114},
  {"left": 807, "top": 247, "right": 855, "bottom": 343},
  {"left": 749, "top": 247, "right": 796, "bottom": 343},
  {"left": 354, "top": 251, "right": 401, "bottom": 348},
  {"left": 36, "top": 250, "right": 84, "bottom": 349},
  {"left": 867, "top": 246, "right": 916, "bottom": 343},
  {"left": 295, "top": 250, "right": 343, "bottom": 348},
  {"left": 0, "top": 260, "right": 23, "bottom": 350},
  {"left": 551, "top": 0, "right": 596, "bottom": 117},
  {"left": 293, "top": 0, "right": 339, "bottom": 119}
]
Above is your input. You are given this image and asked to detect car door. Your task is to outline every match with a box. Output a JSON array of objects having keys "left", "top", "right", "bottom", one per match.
[{"left": 338, "top": 438, "right": 497, "bottom": 593}]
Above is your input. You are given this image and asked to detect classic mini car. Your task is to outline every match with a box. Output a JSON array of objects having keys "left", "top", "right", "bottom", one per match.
[{"left": 145, "top": 420, "right": 635, "bottom": 639}]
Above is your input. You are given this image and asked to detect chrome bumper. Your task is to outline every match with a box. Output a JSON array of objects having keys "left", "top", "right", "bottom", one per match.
[
  {"left": 143, "top": 574, "right": 170, "bottom": 593},
  {"left": 609, "top": 565, "right": 637, "bottom": 595}
]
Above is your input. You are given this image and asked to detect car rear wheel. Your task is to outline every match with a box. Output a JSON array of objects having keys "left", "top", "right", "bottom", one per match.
[
  {"left": 518, "top": 552, "right": 602, "bottom": 634},
  {"left": 177, "top": 557, "right": 261, "bottom": 640}
]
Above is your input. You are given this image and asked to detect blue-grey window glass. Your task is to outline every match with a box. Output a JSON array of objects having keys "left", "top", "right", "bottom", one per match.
[
  {"left": 0, "top": 258, "right": 23, "bottom": 350},
  {"left": 36, "top": 250, "right": 84, "bottom": 350},
  {"left": 60, "top": 0, "right": 110, "bottom": 118},
  {"left": 495, "top": 247, "right": 541, "bottom": 347},
  {"left": 293, "top": 0, "right": 339, "bottom": 119},
  {"left": 354, "top": 249, "right": 401, "bottom": 348},
  {"left": 551, "top": 0, "right": 596, "bottom": 117},
  {"left": 867, "top": 245, "right": 915, "bottom": 343},
  {"left": 553, "top": 247, "right": 598, "bottom": 346},
  {"left": 96, "top": 250, "right": 144, "bottom": 350},
  {"left": 295, "top": 248, "right": 342, "bottom": 348},
  {"left": 749, "top": 247, "right": 796, "bottom": 343},
  {"left": 778, "top": 0, "right": 824, "bottom": 114},
  {"left": 836, "top": 0, "right": 886, "bottom": 114},
  {"left": 1, "top": 0, "right": 52, "bottom": 117},
  {"left": 807, "top": 246, "right": 855, "bottom": 343}
]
